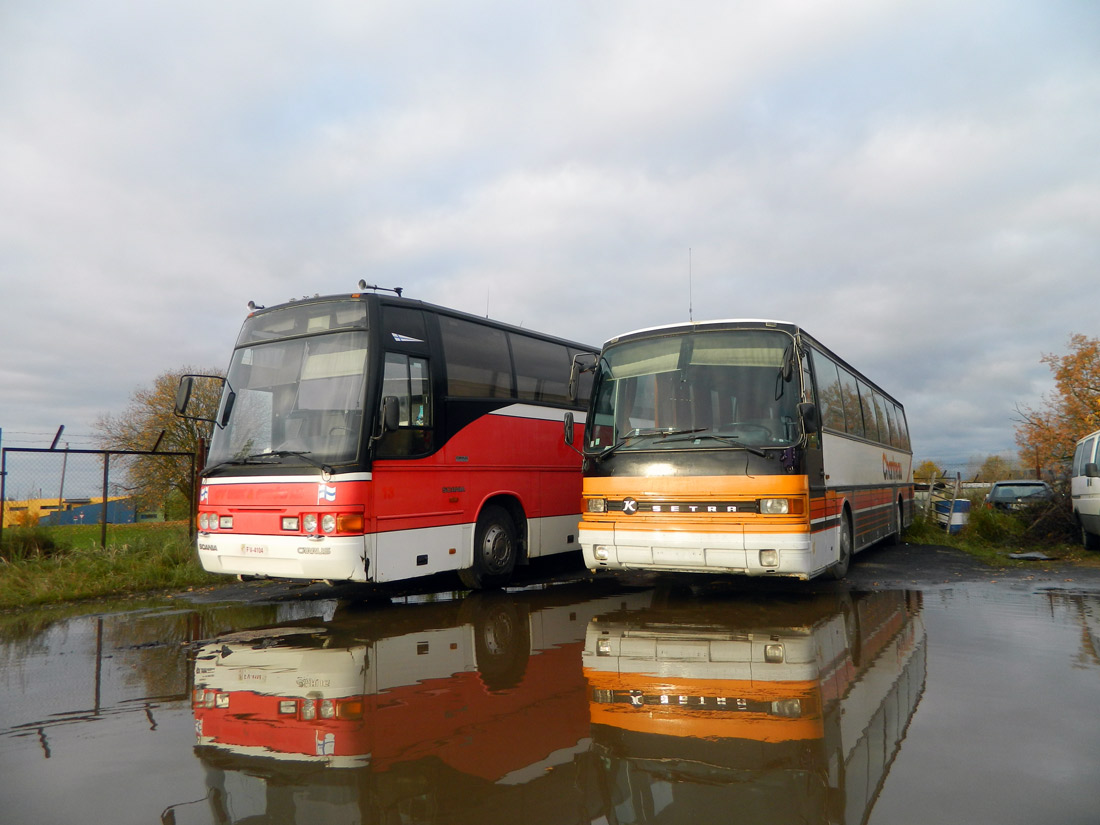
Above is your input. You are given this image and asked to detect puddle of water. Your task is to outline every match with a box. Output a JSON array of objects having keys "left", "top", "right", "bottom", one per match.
[{"left": 0, "top": 582, "right": 1096, "bottom": 824}]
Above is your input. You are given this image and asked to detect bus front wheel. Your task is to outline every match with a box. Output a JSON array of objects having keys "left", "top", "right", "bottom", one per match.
[
  {"left": 826, "top": 512, "right": 852, "bottom": 580},
  {"left": 459, "top": 505, "right": 518, "bottom": 589}
]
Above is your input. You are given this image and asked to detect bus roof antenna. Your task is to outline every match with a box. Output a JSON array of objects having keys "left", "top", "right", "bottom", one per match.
[
  {"left": 688, "top": 248, "right": 693, "bottom": 322},
  {"left": 357, "top": 280, "right": 404, "bottom": 297}
]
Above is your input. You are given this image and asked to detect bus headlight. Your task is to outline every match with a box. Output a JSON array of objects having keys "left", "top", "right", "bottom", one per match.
[
  {"left": 771, "top": 698, "right": 802, "bottom": 718},
  {"left": 587, "top": 498, "right": 607, "bottom": 513},
  {"left": 765, "top": 643, "right": 785, "bottom": 663},
  {"left": 760, "top": 549, "right": 779, "bottom": 568},
  {"left": 322, "top": 515, "right": 337, "bottom": 533},
  {"left": 303, "top": 514, "right": 318, "bottom": 533},
  {"left": 594, "top": 546, "right": 610, "bottom": 561},
  {"left": 759, "top": 498, "right": 790, "bottom": 514}
]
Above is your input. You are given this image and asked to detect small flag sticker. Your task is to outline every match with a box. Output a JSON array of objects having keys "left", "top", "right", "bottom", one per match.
[
  {"left": 200, "top": 486, "right": 209, "bottom": 503},
  {"left": 318, "top": 483, "right": 337, "bottom": 503}
]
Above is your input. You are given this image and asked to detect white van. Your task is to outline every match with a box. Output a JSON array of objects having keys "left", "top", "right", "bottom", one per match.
[{"left": 1071, "top": 429, "right": 1100, "bottom": 550}]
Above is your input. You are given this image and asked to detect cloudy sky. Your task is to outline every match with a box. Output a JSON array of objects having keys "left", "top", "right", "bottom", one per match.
[{"left": 1, "top": 0, "right": 1097, "bottom": 475}]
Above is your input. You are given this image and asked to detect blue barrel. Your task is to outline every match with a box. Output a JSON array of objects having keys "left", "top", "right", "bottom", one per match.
[{"left": 934, "top": 499, "right": 970, "bottom": 534}]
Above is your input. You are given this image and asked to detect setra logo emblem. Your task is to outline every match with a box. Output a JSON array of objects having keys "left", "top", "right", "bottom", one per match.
[{"left": 622, "top": 497, "right": 638, "bottom": 515}]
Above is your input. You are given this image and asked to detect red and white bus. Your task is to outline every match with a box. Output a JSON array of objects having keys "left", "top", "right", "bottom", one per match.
[
  {"left": 568, "top": 319, "right": 913, "bottom": 580},
  {"left": 176, "top": 286, "right": 595, "bottom": 588},
  {"left": 188, "top": 586, "right": 651, "bottom": 822}
]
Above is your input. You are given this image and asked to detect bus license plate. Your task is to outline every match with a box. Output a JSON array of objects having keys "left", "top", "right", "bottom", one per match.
[{"left": 240, "top": 543, "right": 269, "bottom": 556}]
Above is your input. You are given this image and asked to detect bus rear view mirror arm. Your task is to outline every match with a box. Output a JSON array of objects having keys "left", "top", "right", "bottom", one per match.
[{"left": 563, "top": 411, "right": 584, "bottom": 457}]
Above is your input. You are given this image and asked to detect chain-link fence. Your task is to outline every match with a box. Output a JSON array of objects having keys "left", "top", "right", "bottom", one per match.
[{"left": 0, "top": 447, "right": 196, "bottom": 550}]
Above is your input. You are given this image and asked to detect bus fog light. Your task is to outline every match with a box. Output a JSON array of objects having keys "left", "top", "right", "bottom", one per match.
[
  {"left": 587, "top": 498, "right": 607, "bottom": 513},
  {"left": 219, "top": 515, "right": 233, "bottom": 529},
  {"left": 760, "top": 498, "right": 789, "bottom": 514},
  {"left": 282, "top": 517, "right": 299, "bottom": 531},
  {"left": 765, "top": 643, "right": 785, "bottom": 663},
  {"left": 594, "top": 546, "right": 610, "bottom": 561},
  {"left": 760, "top": 549, "right": 779, "bottom": 568}
]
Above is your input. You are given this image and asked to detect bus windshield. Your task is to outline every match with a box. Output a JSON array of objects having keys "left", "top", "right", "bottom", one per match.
[
  {"left": 208, "top": 330, "right": 370, "bottom": 468},
  {"left": 585, "top": 329, "right": 800, "bottom": 455}
]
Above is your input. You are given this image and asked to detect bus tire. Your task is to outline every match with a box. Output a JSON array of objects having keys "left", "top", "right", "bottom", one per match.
[
  {"left": 826, "top": 511, "right": 852, "bottom": 580},
  {"left": 1082, "top": 522, "right": 1100, "bottom": 552},
  {"left": 459, "top": 505, "right": 518, "bottom": 589},
  {"left": 462, "top": 592, "right": 531, "bottom": 692}
]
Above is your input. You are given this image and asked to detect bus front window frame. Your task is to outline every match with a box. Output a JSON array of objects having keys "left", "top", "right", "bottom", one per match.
[
  {"left": 206, "top": 329, "right": 370, "bottom": 470},
  {"left": 583, "top": 329, "right": 803, "bottom": 456}
]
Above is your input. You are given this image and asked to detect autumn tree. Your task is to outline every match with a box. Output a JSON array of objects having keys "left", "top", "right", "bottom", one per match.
[
  {"left": 1015, "top": 334, "right": 1100, "bottom": 476},
  {"left": 973, "top": 454, "right": 1022, "bottom": 483},
  {"left": 913, "top": 460, "right": 945, "bottom": 482},
  {"left": 94, "top": 366, "right": 224, "bottom": 516}
]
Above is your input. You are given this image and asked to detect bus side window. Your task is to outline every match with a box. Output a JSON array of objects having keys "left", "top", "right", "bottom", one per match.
[
  {"left": 858, "top": 381, "right": 881, "bottom": 443},
  {"left": 893, "top": 404, "right": 910, "bottom": 450},
  {"left": 810, "top": 349, "right": 846, "bottom": 432},
  {"left": 440, "top": 316, "right": 514, "bottom": 398},
  {"left": 512, "top": 334, "right": 571, "bottom": 405},
  {"left": 837, "top": 366, "right": 865, "bottom": 438},
  {"left": 376, "top": 353, "right": 432, "bottom": 457}
]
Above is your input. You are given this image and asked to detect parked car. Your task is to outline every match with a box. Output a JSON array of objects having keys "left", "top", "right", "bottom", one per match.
[
  {"left": 984, "top": 480, "right": 1055, "bottom": 512},
  {"left": 1071, "top": 429, "right": 1100, "bottom": 550}
]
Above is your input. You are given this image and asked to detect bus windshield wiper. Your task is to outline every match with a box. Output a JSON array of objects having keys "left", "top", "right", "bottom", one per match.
[
  {"left": 229, "top": 450, "right": 335, "bottom": 474},
  {"left": 662, "top": 432, "right": 769, "bottom": 457},
  {"left": 590, "top": 428, "right": 674, "bottom": 460}
]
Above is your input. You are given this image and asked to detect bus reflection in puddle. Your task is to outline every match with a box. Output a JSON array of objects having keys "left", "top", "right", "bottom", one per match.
[
  {"left": 182, "top": 587, "right": 924, "bottom": 824},
  {"left": 186, "top": 584, "right": 649, "bottom": 824},
  {"left": 583, "top": 590, "right": 926, "bottom": 825}
]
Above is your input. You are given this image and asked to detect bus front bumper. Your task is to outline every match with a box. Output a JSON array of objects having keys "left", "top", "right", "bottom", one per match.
[
  {"left": 579, "top": 525, "right": 814, "bottom": 579},
  {"left": 196, "top": 533, "right": 371, "bottom": 582}
]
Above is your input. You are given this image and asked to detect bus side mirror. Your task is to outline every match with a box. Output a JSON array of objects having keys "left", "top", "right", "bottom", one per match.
[
  {"left": 175, "top": 376, "right": 193, "bottom": 415},
  {"left": 568, "top": 353, "right": 597, "bottom": 402},
  {"left": 798, "top": 402, "right": 819, "bottom": 432},
  {"left": 1086, "top": 462, "right": 1099, "bottom": 479},
  {"left": 219, "top": 390, "right": 236, "bottom": 429},
  {"left": 564, "top": 412, "right": 574, "bottom": 446},
  {"left": 382, "top": 396, "right": 401, "bottom": 432}
]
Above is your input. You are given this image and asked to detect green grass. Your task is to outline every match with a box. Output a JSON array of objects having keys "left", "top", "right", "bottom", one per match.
[
  {"left": 903, "top": 497, "right": 1100, "bottom": 570},
  {"left": 0, "top": 522, "right": 221, "bottom": 610}
]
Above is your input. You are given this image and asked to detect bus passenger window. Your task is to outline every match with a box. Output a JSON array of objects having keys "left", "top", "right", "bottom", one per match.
[
  {"left": 810, "top": 350, "right": 846, "bottom": 432},
  {"left": 440, "top": 316, "right": 513, "bottom": 398}
]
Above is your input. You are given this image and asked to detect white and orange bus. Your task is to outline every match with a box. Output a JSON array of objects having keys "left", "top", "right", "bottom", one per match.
[
  {"left": 567, "top": 319, "right": 913, "bottom": 580},
  {"left": 582, "top": 590, "right": 926, "bottom": 823},
  {"left": 176, "top": 286, "right": 595, "bottom": 589}
]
